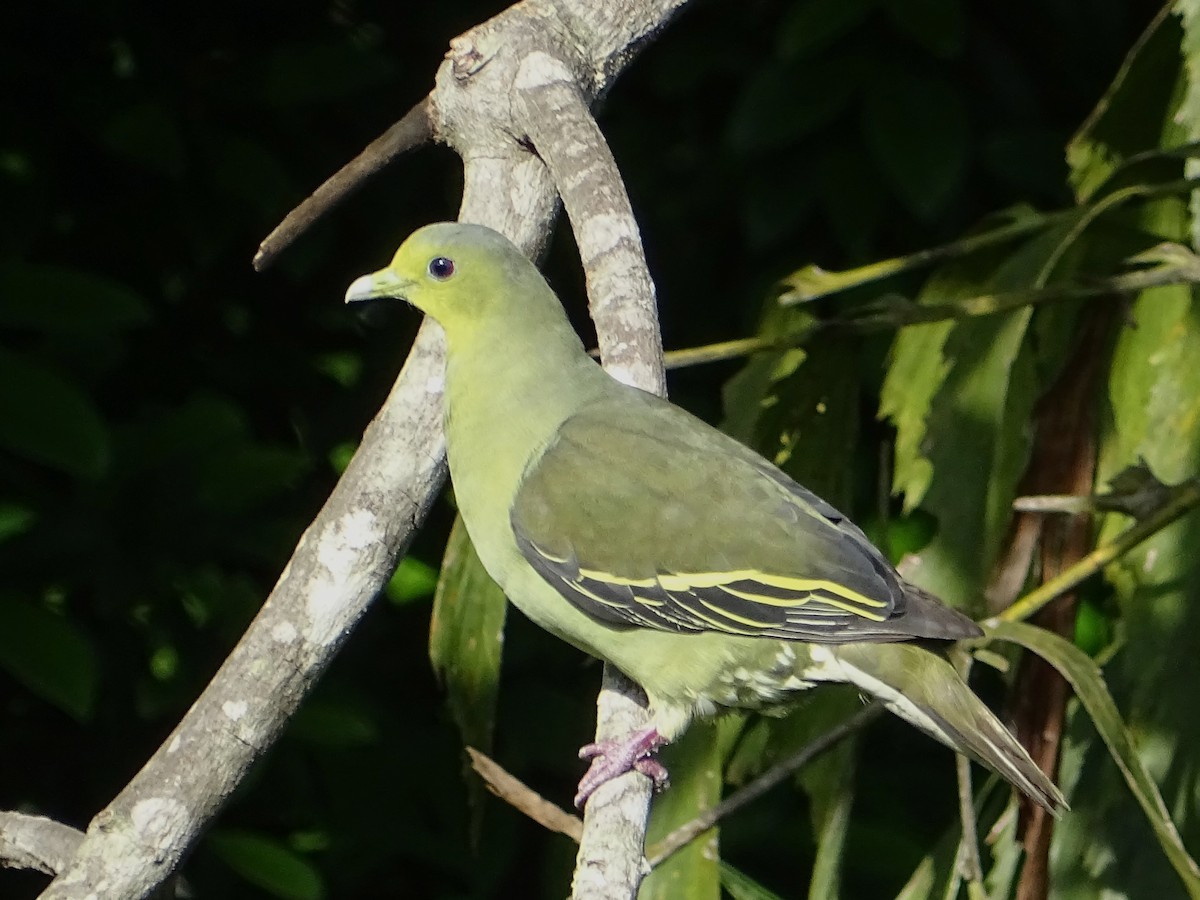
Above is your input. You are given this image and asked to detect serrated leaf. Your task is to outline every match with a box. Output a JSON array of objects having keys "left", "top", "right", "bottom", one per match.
[
  {"left": 879, "top": 317, "right": 953, "bottom": 514},
  {"left": 987, "top": 620, "right": 1200, "bottom": 897},
  {"left": 723, "top": 306, "right": 858, "bottom": 505},
  {"left": 862, "top": 71, "right": 967, "bottom": 221},
  {"left": 642, "top": 718, "right": 744, "bottom": 900},
  {"left": 0, "top": 597, "right": 98, "bottom": 722},
  {"left": 208, "top": 830, "right": 324, "bottom": 900},
  {"left": 429, "top": 517, "right": 507, "bottom": 842},
  {"left": 0, "top": 350, "right": 110, "bottom": 479},
  {"left": 0, "top": 262, "right": 151, "bottom": 333},
  {"left": 881, "top": 225, "right": 1089, "bottom": 610}
]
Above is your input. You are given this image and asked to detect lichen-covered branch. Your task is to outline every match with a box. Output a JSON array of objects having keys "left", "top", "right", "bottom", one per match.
[
  {"left": 0, "top": 813, "right": 83, "bottom": 877},
  {"left": 30, "top": 1, "right": 691, "bottom": 897}
]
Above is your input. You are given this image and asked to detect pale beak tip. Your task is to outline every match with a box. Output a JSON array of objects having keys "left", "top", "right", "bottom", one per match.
[{"left": 344, "top": 273, "right": 378, "bottom": 304}]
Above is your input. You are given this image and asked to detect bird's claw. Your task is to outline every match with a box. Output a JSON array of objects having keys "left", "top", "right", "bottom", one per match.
[{"left": 574, "top": 727, "right": 669, "bottom": 809}]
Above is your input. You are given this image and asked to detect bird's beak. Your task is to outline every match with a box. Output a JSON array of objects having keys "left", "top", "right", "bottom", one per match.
[{"left": 344, "top": 268, "right": 413, "bottom": 304}]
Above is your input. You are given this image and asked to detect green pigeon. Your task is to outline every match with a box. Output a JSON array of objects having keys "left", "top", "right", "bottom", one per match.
[{"left": 346, "top": 222, "right": 1064, "bottom": 813}]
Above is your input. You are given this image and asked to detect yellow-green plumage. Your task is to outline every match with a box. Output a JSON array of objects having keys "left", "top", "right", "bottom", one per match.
[{"left": 346, "top": 222, "right": 1065, "bottom": 813}]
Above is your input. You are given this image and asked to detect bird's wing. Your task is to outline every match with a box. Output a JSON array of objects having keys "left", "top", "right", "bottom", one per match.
[{"left": 511, "top": 390, "right": 962, "bottom": 643}]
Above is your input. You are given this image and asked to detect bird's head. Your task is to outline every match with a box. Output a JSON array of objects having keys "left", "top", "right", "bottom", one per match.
[{"left": 344, "top": 222, "right": 547, "bottom": 335}]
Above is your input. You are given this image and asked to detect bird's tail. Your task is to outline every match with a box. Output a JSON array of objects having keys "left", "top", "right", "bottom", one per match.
[{"left": 828, "top": 643, "right": 1067, "bottom": 814}]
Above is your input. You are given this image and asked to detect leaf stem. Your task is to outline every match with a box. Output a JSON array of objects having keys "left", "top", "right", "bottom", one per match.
[
  {"left": 644, "top": 704, "right": 881, "bottom": 868},
  {"left": 991, "top": 478, "right": 1200, "bottom": 626},
  {"left": 661, "top": 249, "right": 1200, "bottom": 370}
]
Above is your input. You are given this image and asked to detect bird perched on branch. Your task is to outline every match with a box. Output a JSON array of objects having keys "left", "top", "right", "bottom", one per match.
[{"left": 346, "top": 222, "right": 1064, "bottom": 814}]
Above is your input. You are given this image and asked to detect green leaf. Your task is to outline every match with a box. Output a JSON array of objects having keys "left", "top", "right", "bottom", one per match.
[
  {"left": 778, "top": 204, "right": 1054, "bottom": 304},
  {"left": 0, "top": 350, "right": 110, "bottom": 479},
  {"left": 429, "top": 517, "right": 507, "bottom": 841},
  {"left": 862, "top": 71, "right": 967, "bottom": 221},
  {"left": 1067, "top": 7, "right": 1185, "bottom": 201},
  {"left": 0, "top": 262, "right": 151, "bottom": 334},
  {"left": 881, "top": 224, "right": 1090, "bottom": 609},
  {"left": 385, "top": 556, "right": 438, "bottom": 605},
  {"left": 879, "top": 316, "right": 953, "bottom": 514},
  {"left": 893, "top": 779, "right": 1009, "bottom": 900},
  {"left": 804, "top": 721, "right": 857, "bottom": 900},
  {"left": 720, "top": 861, "right": 788, "bottom": 900},
  {"left": 1067, "top": 262, "right": 1200, "bottom": 896},
  {"left": 0, "top": 596, "right": 98, "bottom": 722},
  {"left": 1180, "top": 0, "right": 1200, "bottom": 244},
  {"left": 723, "top": 305, "right": 858, "bottom": 505},
  {"left": 986, "top": 620, "right": 1200, "bottom": 897},
  {"left": 642, "top": 718, "right": 744, "bottom": 900},
  {"left": 208, "top": 830, "right": 325, "bottom": 900},
  {"left": 328, "top": 441, "right": 356, "bottom": 475},
  {"left": 722, "top": 689, "right": 863, "bottom": 900}
]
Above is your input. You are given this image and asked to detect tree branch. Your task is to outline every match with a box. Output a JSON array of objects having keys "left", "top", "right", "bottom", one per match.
[
  {"left": 990, "top": 476, "right": 1200, "bottom": 626},
  {"left": 253, "top": 97, "right": 434, "bottom": 271},
  {"left": 511, "top": 42, "right": 668, "bottom": 900},
  {"left": 467, "top": 748, "right": 584, "bottom": 842},
  {"left": 0, "top": 813, "right": 83, "bottom": 877},
  {"left": 35, "top": 1, "right": 692, "bottom": 897}
]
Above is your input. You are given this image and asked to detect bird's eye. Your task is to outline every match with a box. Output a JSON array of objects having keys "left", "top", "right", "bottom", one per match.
[{"left": 428, "top": 257, "right": 456, "bottom": 280}]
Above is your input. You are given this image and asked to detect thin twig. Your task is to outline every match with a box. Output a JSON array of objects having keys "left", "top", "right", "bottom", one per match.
[
  {"left": 645, "top": 703, "right": 881, "bottom": 868},
  {"left": 466, "top": 747, "right": 584, "bottom": 842},
  {"left": 1012, "top": 494, "right": 1101, "bottom": 514},
  {"left": 991, "top": 478, "right": 1200, "bottom": 626},
  {"left": 954, "top": 749, "right": 985, "bottom": 891},
  {"left": 0, "top": 812, "right": 83, "bottom": 875},
  {"left": 777, "top": 175, "right": 1199, "bottom": 305},
  {"left": 659, "top": 250, "right": 1200, "bottom": 371},
  {"left": 662, "top": 336, "right": 774, "bottom": 369},
  {"left": 253, "top": 97, "right": 433, "bottom": 271}
]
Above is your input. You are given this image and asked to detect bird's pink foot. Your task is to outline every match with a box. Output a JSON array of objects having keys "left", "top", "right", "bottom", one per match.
[{"left": 574, "top": 727, "right": 669, "bottom": 808}]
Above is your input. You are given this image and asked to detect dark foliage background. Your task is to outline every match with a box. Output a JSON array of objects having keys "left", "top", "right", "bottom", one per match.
[{"left": 0, "top": 1, "right": 1173, "bottom": 897}]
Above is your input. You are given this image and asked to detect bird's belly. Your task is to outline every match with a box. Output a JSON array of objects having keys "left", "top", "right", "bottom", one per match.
[{"left": 697, "top": 641, "right": 818, "bottom": 712}]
